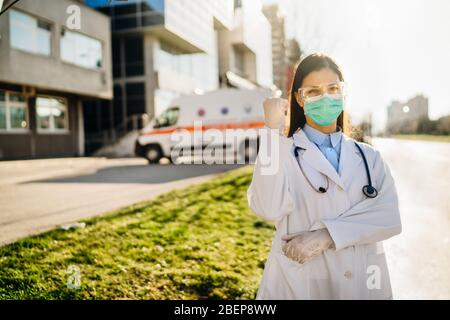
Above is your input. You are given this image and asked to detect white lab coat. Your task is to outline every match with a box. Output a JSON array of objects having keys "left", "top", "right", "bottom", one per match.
[{"left": 247, "top": 127, "right": 402, "bottom": 300}]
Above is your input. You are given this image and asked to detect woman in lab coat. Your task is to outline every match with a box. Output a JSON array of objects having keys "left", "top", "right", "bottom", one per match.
[{"left": 247, "top": 53, "right": 402, "bottom": 300}]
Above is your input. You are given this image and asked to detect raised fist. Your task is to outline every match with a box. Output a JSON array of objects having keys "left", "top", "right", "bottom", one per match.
[{"left": 263, "top": 97, "right": 289, "bottom": 132}]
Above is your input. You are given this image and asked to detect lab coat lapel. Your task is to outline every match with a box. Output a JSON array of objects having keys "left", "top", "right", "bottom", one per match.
[
  {"left": 293, "top": 129, "right": 346, "bottom": 190},
  {"left": 338, "top": 135, "right": 363, "bottom": 188}
]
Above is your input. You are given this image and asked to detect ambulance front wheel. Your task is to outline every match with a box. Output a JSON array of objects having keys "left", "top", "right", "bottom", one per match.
[{"left": 145, "top": 145, "right": 163, "bottom": 164}]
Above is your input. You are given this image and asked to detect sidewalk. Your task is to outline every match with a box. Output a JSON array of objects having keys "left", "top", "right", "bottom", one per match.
[{"left": 0, "top": 157, "right": 243, "bottom": 246}]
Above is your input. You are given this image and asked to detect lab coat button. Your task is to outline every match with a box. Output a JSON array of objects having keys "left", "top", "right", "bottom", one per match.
[{"left": 344, "top": 270, "right": 352, "bottom": 279}]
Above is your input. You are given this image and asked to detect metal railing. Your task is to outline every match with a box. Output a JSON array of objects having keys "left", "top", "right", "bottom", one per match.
[{"left": 85, "top": 113, "right": 150, "bottom": 155}]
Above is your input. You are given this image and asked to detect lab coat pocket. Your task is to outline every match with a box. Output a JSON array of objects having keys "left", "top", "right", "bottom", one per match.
[
  {"left": 260, "top": 249, "right": 307, "bottom": 300},
  {"left": 366, "top": 252, "right": 393, "bottom": 300}
]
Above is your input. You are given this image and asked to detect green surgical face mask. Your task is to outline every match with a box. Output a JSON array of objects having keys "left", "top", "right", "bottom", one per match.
[{"left": 303, "top": 94, "right": 344, "bottom": 126}]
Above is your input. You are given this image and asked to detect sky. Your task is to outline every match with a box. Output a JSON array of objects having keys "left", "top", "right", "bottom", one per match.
[{"left": 261, "top": 0, "right": 450, "bottom": 132}]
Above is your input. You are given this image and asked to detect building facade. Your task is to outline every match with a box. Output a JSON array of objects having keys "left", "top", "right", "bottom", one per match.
[
  {"left": 284, "top": 38, "right": 302, "bottom": 94},
  {"left": 85, "top": 0, "right": 273, "bottom": 154},
  {"left": 86, "top": 0, "right": 233, "bottom": 119},
  {"left": 0, "top": 0, "right": 113, "bottom": 159},
  {"left": 262, "top": 4, "right": 286, "bottom": 96},
  {"left": 217, "top": 0, "right": 273, "bottom": 90},
  {"left": 386, "top": 94, "right": 429, "bottom": 133}
]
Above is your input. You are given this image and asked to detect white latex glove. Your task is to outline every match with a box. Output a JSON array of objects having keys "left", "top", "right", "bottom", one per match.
[
  {"left": 263, "top": 97, "right": 288, "bottom": 132},
  {"left": 281, "top": 229, "right": 335, "bottom": 265}
]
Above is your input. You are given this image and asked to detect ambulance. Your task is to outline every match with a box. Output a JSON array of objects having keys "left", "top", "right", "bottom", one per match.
[{"left": 134, "top": 88, "right": 277, "bottom": 164}]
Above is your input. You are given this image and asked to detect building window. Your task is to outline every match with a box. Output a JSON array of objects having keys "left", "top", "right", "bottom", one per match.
[
  {"left": 126, "top": 83, "right": 146, "bottom": 115},
  {"left": 0, "top": 90, "right": 29, "bottom": 132},
  {"left": 103, "top": 1, "right": 164, "bottom": 31},
  {"left": 36, "top": 96, "right": 69, "bottom": 132},
  {"left": 234, "top": 48, "right": 245, "bottom": 76},
  {"left": 112, "top": 37, "right": 122, "bottom": 78},
  {"left": 9, "top": 9, "right": 52, "bottom": 56},
  {"left": 60, "top": 29, "right": 103, "bottom": 70},
  {"left": 113, "top": 85, "right": 124, "bottom": 127},
  {"left": 125, "top": 36, "right": 144, "bottom": 76}
]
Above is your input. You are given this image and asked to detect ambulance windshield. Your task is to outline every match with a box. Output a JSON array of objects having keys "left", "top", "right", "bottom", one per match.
[{"left": 154, "top": 106, "right": 180, "bottom": 129}]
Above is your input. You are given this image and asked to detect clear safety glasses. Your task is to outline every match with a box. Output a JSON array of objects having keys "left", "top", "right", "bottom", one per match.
[{"left": 297, "top": 81, "right": 346, "bottom": 101}]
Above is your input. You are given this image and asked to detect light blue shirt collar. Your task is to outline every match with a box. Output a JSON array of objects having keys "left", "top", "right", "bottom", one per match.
[{"left": 302, "top": 123, "right": 343, "bottom": 148}]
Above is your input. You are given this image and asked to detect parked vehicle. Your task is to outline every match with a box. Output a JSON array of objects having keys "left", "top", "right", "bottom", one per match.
[{"left": 135, "top": 88, "right": 275, "bottom": 164}]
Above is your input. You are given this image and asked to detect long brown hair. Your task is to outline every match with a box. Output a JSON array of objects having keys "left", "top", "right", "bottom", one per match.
[{"left": 286, "top": 53, "right": 351, "bottom": 137}]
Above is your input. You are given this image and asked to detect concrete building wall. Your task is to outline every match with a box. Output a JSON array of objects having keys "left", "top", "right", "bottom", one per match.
[
  {"left": 263, "top": 4, "right": 286, "bottom": 95},
  {"left": 0, "top": 0, "right": 113, "bottom": 99},
  {"left": 0, "top": 0, "right": 113, "bottom": 159},
  {"left": 240, "top": 0, "right": 273, "bottom": 87},
  {"left": 0, "top": 87, "right": 81, "bottom": 159},
  {"left": 217, "top": 0, "right": 273, "bottom": 88},
  {"left": 164, "top": 0, "right": 215, "bottom": 54},
  {"left": 209, "top": 0, "right": 234, "bottom": 30},
  {"left": 144, "top": 34, "right": 158, "bottom": 118}
]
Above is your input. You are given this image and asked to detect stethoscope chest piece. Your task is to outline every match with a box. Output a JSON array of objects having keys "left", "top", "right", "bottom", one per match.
[{"left": 362, "top": 185, "right": 378, "bottom": 198}]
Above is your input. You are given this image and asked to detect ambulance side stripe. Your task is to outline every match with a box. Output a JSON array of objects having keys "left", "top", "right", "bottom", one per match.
[{"left": 142, "top": 120, "right": 265, "bottom": 136}]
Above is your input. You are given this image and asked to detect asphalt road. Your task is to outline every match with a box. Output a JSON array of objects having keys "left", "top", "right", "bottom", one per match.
[
  {"left": 0, "top": 157, "right": 243, "bottom": 246},
  {"left": 371, "top": 138, "right": 450, "bottom": 299}
]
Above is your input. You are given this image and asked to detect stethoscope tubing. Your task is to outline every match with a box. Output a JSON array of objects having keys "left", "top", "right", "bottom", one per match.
[{"left": 293, "top": 141, "right": 378, "bottom": 197}]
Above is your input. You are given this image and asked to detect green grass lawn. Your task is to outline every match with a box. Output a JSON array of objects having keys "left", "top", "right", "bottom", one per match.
[
  {"left": 392, "top": 134, "right": 450, "bottom": 143},
  {"left": 0, "top": 166, "right": 275, "bottom": 300}
]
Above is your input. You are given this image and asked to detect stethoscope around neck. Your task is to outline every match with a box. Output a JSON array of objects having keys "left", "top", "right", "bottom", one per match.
[{"left": 293, "top": 141, "right": 378, "bottom": 198}]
